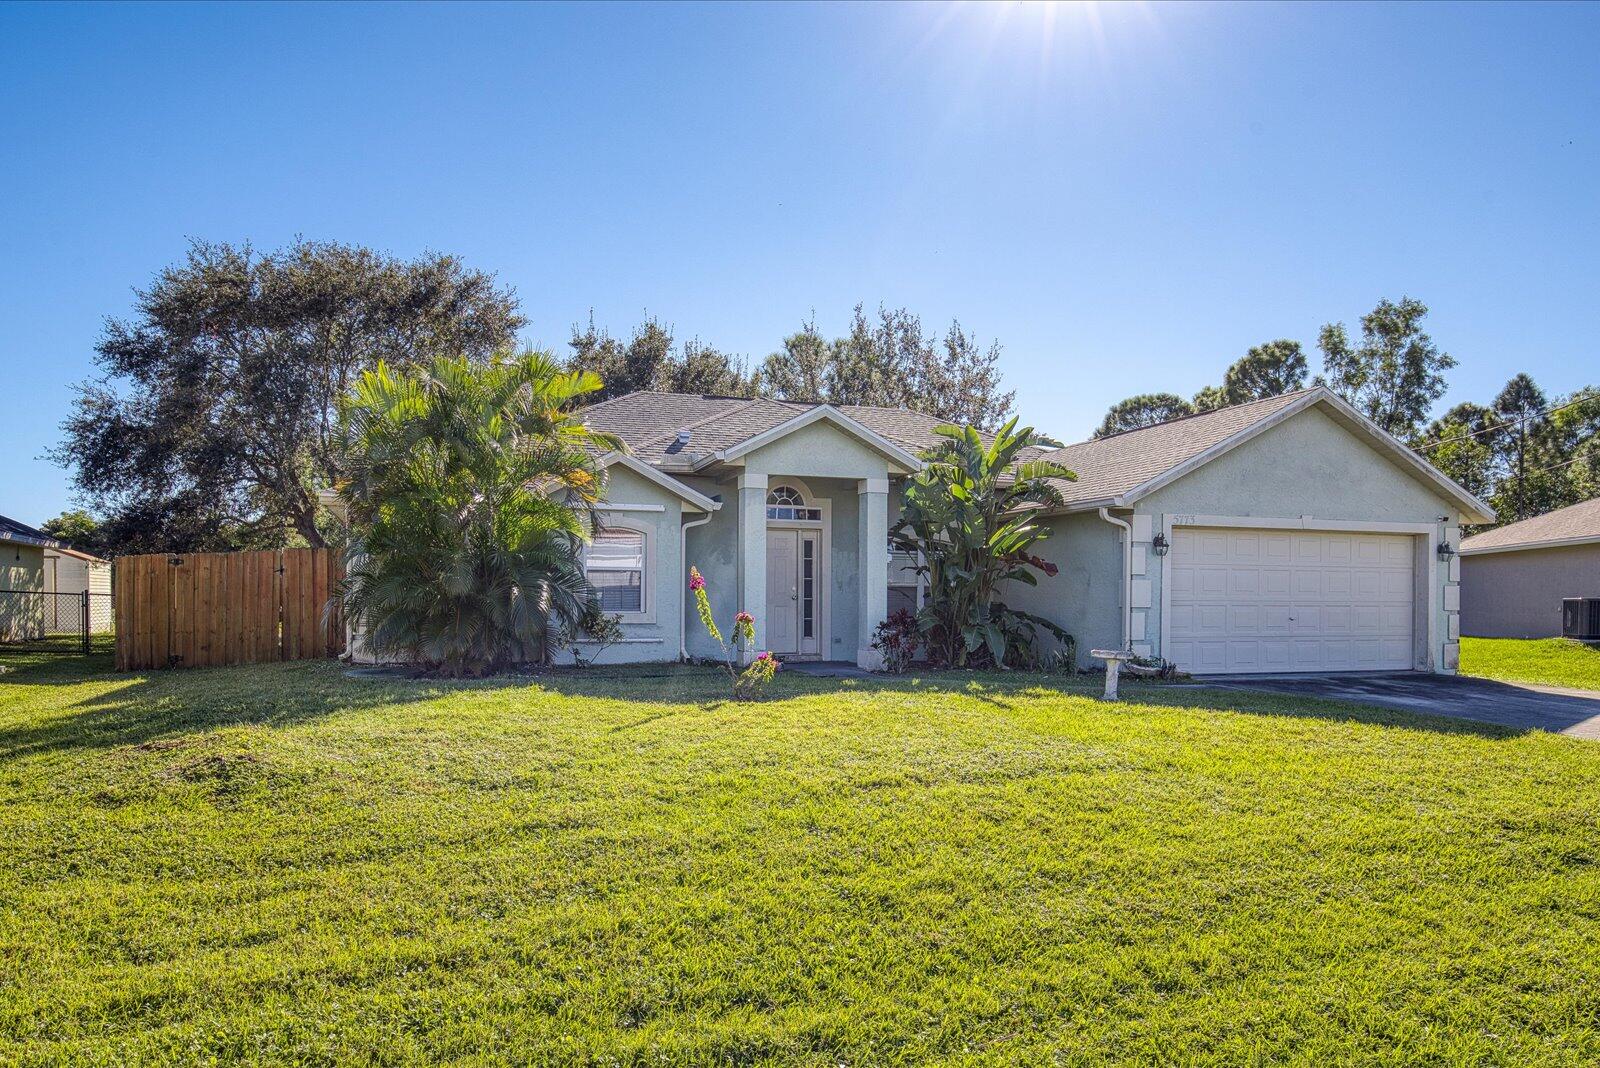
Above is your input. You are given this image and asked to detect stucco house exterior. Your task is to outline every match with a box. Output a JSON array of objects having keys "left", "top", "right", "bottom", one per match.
[
  {"left": 1, "top": 514, "right": 57, "bottom": 643},
  {"left": 1459, "top": 496, "right": 1600, "bottom": 638},
  {"left": 564, "top": 385, "right": 1495, "bottom": 675}
]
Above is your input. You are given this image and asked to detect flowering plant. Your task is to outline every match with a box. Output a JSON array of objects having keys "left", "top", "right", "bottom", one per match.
[{"left": 688, "top": 567, "right": 778, "bottom": 700}]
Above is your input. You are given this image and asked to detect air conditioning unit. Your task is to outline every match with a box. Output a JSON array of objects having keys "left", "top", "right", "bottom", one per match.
[{"left": 1563, "top": 598, "right": 1600, "bottom": 640}]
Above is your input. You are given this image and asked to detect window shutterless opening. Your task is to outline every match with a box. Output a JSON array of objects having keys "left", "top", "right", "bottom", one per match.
[{"left": 588, "top": 530, "right": 645, "bottom": 614}]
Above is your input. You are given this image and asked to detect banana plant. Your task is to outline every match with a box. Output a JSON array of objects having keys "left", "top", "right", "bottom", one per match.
[{"left": 891, "top": 418, "right": 1077, "bottom": 668}]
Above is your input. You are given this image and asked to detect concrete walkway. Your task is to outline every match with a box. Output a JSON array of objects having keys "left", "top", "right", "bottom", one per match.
[
  {"left": 782, "top": 660, "right": 882, "bottom": 680},
  {"left": 1197, "top": 672, "right": 1600, "bottom": 740}
]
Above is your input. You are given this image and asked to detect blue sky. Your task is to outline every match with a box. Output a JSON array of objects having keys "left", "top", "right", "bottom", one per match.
[{"left": 2, "top": 1, "right": 1597, "bottom": 526}]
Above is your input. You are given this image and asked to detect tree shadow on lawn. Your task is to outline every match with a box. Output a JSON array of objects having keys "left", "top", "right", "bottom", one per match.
[
  {"left": 0, "top": 655, "right": 1528, "bottom": 764},
  {"left": 536, "top": 664, "right": 1529, "bottom": 741},
  {"left": 0, "top": 655, "right": 458, "bottom": 763}
]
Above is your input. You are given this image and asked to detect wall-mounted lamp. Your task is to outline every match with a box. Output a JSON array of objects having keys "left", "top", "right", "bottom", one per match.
[
  {"left": 1437, "top": 540, "right": 1457, "bottom": 561},
  {"left": 1151, "top": 532, "right": 1170, "bottom": 557}
]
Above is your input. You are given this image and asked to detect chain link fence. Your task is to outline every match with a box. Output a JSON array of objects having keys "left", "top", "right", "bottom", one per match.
[{"left": 0, "top": 589, "right": 114, "bottom": 656}]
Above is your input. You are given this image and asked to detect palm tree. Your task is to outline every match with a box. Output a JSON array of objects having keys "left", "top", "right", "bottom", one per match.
[
  {"left": 892, "top": 418, "right": 1076, "bottom": 668},
  {"left": 337, "top": 351, "right": 622, "bottom": 676}
]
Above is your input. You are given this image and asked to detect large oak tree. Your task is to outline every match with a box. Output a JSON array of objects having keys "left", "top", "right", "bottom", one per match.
[{"left": 56, "top": 240, "right": 523, "bottom": 553}]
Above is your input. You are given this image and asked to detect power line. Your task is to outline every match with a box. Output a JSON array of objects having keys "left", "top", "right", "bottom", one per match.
[{"left": 1415, "top": 388, "right": 1600, "bottom": 451}]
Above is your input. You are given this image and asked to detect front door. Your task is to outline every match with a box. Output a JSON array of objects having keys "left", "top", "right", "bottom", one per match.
[
  {"left": 766, "top": 531, "right": 799, "bottom": 654},
  {"left": 765, "top": 530, "right": 820, "bottom": 657}
]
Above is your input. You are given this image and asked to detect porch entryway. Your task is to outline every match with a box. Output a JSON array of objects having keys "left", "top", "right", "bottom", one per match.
[{"left": 765, "top": 528, "right": 821, "bottom": 658}]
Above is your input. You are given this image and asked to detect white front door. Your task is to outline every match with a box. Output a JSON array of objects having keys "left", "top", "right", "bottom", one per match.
[
  {"left": 767, "top": 531, "right": 800, "bottom": 655},
  {"left": 765, "top": 529, "right": 821, "bottom": 657},
  {"left": 1168, "top": 527, "right": 1416, "bottom": 674}
]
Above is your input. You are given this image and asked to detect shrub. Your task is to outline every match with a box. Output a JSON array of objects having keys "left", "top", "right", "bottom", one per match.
[
  {"left": 892, "top": 418, "right": 1076, "bottom": 669},
  {"left": 567, "top": 606, "right": 626, "bottom": 668},
  {"left": 871, "top": 609, "right": 921, "bottom": 674},
  {"left": 336, "top": 352, "right": 621, "bottom": 677}
]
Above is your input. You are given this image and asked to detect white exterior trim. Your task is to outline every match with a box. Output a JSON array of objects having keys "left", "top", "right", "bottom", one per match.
[
  {"left": 1156, "top": 513, "right": 1442, "bottom": 674},
  {"left": 701, "top": 405, "right": 923, "bottom": 474},
  {"left": 600, "top": 452, "right": 720, "bottom": 513},
  {"left": 597, "top": 503, "right": 666, "bottom": 514},
  {"left": 763, "top": 484, "right": 832, "bottom": 659},
  {"left": 585, "top": 519, "right": 656, "bottom": 625},
  {"left": 1459, "top": 533, "right": 1600, "bottom": 556}
]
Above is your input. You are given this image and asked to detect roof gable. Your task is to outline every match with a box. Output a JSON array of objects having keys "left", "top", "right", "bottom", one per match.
[
  {"left": 582, "top": 392, "right": 934, "bottom": 472},
  {"left": 599, "top": 453, "right": 720, "bottom": 512},
  {"left": 707, "top": 405, "right": 923, "bottom": 472},
  {"left": 1038, "top": 387, "right": 1496, "bottom": 523}
]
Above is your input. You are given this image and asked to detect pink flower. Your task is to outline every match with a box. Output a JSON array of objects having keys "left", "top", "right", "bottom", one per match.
[
  {"left": 688, "top": 568, "right": 706, "bottom": 592},
  {"left": 735, "top": 611, "right": 754, "bottom": 625}
]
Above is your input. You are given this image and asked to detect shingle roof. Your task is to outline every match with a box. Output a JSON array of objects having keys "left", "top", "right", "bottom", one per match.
[
  {"left": 578, "top": 386, "right": 1492, "bottom": 521},
  {"left": 1035, "top": 391, "right": 1311, "bottom": 505},
  {"left": 0, "top": 513, "right": 61, "bottom": 548},
  {"left": 581, "top": 392, "right": 960, "bottom": 468},
  {"left": 1459, "top": 496, "right": 1600, "bottom": 554}
]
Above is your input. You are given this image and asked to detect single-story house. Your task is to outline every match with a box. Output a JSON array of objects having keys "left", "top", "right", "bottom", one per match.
[
  {"left": 43, "top": 544, "right": 113, "bottom": 632},
  {"left": 1459, "top": 496, "right": 1600, "bottom": 638},
  {"left": 553, "top": 384, "right": 1493, "bottom": 675},
  {"left": 1, "top": 514, "right": 61, "bottom": 643}
]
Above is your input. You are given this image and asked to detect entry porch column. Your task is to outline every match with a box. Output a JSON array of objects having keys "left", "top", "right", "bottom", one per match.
[
  {"left": 736, "top": 472, "right": 767, "bottom": 666},
  {"left": 856, "top": 478, "right": 889, "bottom": 669}
]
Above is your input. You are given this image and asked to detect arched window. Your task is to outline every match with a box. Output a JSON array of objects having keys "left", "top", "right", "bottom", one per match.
[{"left": 767, "top": 486, "right": 821, "bottom": 522}]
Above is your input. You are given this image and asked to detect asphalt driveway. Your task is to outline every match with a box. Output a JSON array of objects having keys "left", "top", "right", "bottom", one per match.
[{"left": 1198, "top": 672, "right": 1600, "bottom": 740}]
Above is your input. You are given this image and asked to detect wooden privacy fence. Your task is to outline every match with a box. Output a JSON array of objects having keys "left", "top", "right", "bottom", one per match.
[{"left": 115, "top": 549, "right": 344, "bottom": 671}]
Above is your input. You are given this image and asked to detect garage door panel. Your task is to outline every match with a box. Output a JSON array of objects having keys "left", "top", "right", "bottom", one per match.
[
  {"left": 1229, "top": 604, "right": 1260, "bottom": 631},
  {"left": 1170, "top": 527, "right": 1415, "bottom": 674}
]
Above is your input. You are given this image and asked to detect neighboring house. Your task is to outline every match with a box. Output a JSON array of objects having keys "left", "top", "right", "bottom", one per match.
[
  {"left": 538, "top": 384, "right": 1492, "bottom": 675},
  {"left": 42, "top": 545, "right": 113, "bottom": 632},
  {"left": 0, "top": 513, "right": 62, "bottom": 643},
  {"left": 1458, "top": 496, "right": 1600, "bottom": 639}
]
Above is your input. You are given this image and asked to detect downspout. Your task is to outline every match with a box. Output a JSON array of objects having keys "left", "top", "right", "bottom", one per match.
[
  {"left": 1097, "top": 507, "right": 1132, "bottom": 650},
  {"left": 679, "top": 508, "right": 716, "bottom": 661}
]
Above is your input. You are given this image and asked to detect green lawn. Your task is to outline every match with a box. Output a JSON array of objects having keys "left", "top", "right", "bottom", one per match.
[
  {"left": 3, "top": 653, "right": 1600, "bottom": 1065},
  {"left": 1461, "top": 636, "right": 1600, "bottom": 690}
]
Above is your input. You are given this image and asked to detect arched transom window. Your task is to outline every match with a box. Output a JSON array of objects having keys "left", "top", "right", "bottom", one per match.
[{"left": 767, "top": 485, "right": 822, "bottom": 522}]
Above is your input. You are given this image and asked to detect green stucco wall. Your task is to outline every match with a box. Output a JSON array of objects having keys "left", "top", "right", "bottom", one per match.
[
  {"left": 1003, "top": 511, "right": 1124, "bottom": 668},
  {"left": 565, "top": 464, "right": 688, "bottom": 665}
]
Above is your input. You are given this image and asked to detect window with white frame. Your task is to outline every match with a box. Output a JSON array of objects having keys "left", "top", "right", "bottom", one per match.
[
  {"left": 767, "top": 485, "right": 822, "bottom": 522},
  {"left": 588, "top": 529, "right": 646, "bottom": 614}
]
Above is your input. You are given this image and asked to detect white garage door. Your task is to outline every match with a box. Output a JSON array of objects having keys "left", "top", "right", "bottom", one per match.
[{"left": 1168, "top": 528, "right": 1416, "bottom": 674}]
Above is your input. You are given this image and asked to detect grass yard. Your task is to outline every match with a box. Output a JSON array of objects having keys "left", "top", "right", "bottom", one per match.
[
  {"left": 1461, "top": 636, "right": 1600, "bottom": 691},
  {"left": 3, "top": 652, "right": 1600, "bottom": 1065}
]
